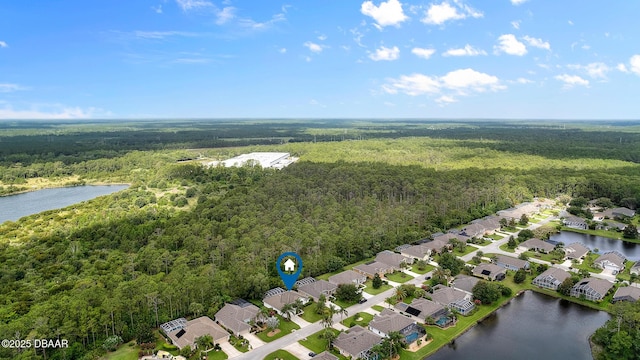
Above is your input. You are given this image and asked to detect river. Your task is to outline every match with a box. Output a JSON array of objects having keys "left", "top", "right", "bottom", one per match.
[
  {"left": 427, "top": 291, "right": 610, "bottom": 360},
  {"left": 551, "top": 231, "right": 640, "bottom": 260},
  {"left": 0, "top": 185, "right": 129, "bottom": 224}
]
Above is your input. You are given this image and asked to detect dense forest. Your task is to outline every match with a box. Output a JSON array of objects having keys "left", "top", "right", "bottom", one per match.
[{"left": 1, "top": 120, "right": 640, "bottom": 359}]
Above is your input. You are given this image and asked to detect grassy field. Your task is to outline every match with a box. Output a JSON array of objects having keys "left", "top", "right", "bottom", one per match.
[
  {"left": 341, "top": 312, "right": 374, "bottom": 328},
  {"left": 561, "top": 226, "right": 634, "bottom": 242},
  {"left": 363, "top": 280, "right": 393, "bottom": 295},
  {"left": 411, "top": 263, "right": 435, "bottom": 274},
  {"left": 371, "top": 305, "right": 384, "bottom": 312},
  {"left": 385, "top": 271, "right": 415, "bottom": 283},
  {"left": 263, "top": 350, "right": 299, "bottom": 360},
  {"left": 256, "top": 316, "right": 301, "bottom": 342},
  {"left": 453, "top": 245, "right": 477, "bottom": 257},
  {"left": 570, "top": 253, "right": 603, "bottom": 274},
  {"left": 299, "top": 303, "right": 323, "bottom": 323},
  {"left": 498, "top": 243, "right": 516, "bottom": 253},
  {"left": 104, "top": 342, "right": 138, "bottom": 360},
  {"left": 299, "top": 328, "right": 340, "bottom": 353},
  {"left": 206, "top": 350, "right": 229, "bottom": 360},
  {"left": 487, "top": 234, "right": 504, "bottom": 240}
]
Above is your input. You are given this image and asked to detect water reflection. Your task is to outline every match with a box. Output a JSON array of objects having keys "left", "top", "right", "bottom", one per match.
[{"left": 550, "top": 231, "right": 640, "bottom": 260}]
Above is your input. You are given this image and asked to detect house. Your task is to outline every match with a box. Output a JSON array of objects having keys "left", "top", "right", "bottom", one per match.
[
  {"left": 313, "top": 352, "right": 339, "bottom": 360},
  {"left": 333, "top": 325, "right": 383, "bottom": 360},
  {"left": 353, "top": 261, "right": 395, "bottom": 279},
  {"left": 612, "top": 286, "right": 640, "bottom": 302},
  {"left": 630, "top": 261, "right": 640, "bottom": 276},
  {"left": 297, "top": 279, "right": 338, "bottom": 301},
  {"left": 263, "top": 290, "right": 308, "bottom": 314},
  {"left": 328, "top": 270, "right": 367, "bottom": 286},
  {"left": 564, "top": 243, "right": 590, "bottom": 260},
  {"left": 610, "top": 207, "right": 636, "bottom": 218},
  {"left": 594, "top": 251, "right": 626, "bottom": 274},
  {"left": 517, "top": 238, "right": 555, "bottom": 253},
  {"left": 395, "top": 298, "right": 449, "bottom": 324},
  {"left": 599, "top": 221, "right": 627, "bottom": 231},
  {"left": 460, "top": 223, "right": 486, "bottom": 238},
  {"left": 563, "top": 215, "right": 587, "bottom": 230},
  {"left": 472, "top": 263, "right": 506, "bottom": 281},
  {"left": 214, "top": 300, "right": 260, "bottom": 336},
  {"left": 495, "top": 254, "right": 530, "bottom": 271},
  {"left": 400, "top": 244, "right": 432, "bottom": 260},
  {"left": 161, "top": 316, "right": 229, "bottom": 350},
  {"left": 452, "top": 275, "right": 481, "bottom": 294},
  {"left": 532, "top": 267, "right": 571, "bottom": 290},
  {"left": 368, "top": 309, "right": 425, "bottom": 344},
  {"left": 497, "top": 202, "right": 539, "bottom": 221},
  {"left": 375, "top": 250, "right": 413, "bottom": 269},
  {"left": 432, "top": 232, "right": 470, "bottom": 244},
  {"left": 570, "top": 277, "right": 614, "bottom": 302},
  {"left": 431, "top": 286, "right": 475, "bottom": 316}
]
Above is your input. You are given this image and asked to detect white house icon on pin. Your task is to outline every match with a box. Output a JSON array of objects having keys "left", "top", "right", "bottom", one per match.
[{"left": 284, "top": 258, "right": 296, "bottom": 272}]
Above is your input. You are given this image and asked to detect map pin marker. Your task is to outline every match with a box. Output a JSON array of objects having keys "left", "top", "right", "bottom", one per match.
[{"left": 277, "top": 252, "right": 303, "bottom": 290}]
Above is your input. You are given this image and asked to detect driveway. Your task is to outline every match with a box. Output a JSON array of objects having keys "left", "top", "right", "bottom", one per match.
[
  {"left": 220, "top": 342, "right": 243, "bottom": 358},
  {"left": 243, "top": 333, "right": 265, "bottom": 349},
  {"left": 283, "top": 342, "right": 313, "bottom": 360}
]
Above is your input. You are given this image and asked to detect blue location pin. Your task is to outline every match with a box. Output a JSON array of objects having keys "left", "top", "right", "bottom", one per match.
[{"left": 276, "top": 252, "right": 303, "bottom": 290}]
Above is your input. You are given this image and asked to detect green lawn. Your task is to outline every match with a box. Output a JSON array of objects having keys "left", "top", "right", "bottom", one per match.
[
  {"left": 615, "top": 260, "right": 636, "bottom": 282},
  {"left": 105, "top": 342, "right": 139, "bottom": 360},
  {"left": 299, "top": 303, "right": 323, "bottom": 323},
  {"left": 487, "top": 234, "right": 504, "bottom": 240},
  {"left": 206, "top": 350, "right": 229, "bottom": 360},
  {"left": 452, "top": 245, "right": 477, "bottom": 257},
  {"left": 333, "top": 298, "right": 357, "bottom": 309},
  {"left": 385, "top": 271, "right": 414, "bottom": 283},
  {"left": 299, "top": 328, "right": 341, "bottom": 353},
  {"left": 371, "top": 305, "right": 384, "bottom": 312},
  {"left": 341, "top": 312, "right": 374, "bottom": 328},
  {"left": 498, "top": 243, "right": 515, "bottom": 253},
  {"left": 229, "top": 335, "right": 249, "bottom": 353},
  {"left": 524, "top": 251, "right": 563, "bottom": 264},
  {"left": 569, "top": 253, "right": 603, "bottom": 274},
  {"left": 411, "top": 263, "right": 435, "bottom": 274},
  {"left": 255, "top": 316, "right": 301, "bottom": 343},
  {"left": 263, "top": 350, "right": 299, "bottom": 360},
  {"left": 363, "top": 279, "right": 393, "bottom": 295}
]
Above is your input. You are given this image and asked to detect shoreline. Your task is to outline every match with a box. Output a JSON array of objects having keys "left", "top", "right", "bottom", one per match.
[
  {"left": 561, "top": 226, "right": 640, "bottom": 244},
  {"left": 0, "top": 180, "right": 131, "bottom": 198}
]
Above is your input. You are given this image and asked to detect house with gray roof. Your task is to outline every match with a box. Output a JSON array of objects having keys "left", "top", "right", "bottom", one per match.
[
  {"left": 432, "top": 232, "right": 470, "bottom": 244},
  {"left": 368, "top": 309, "right": 425, "bottom": 344},
  {"left": 610, "top": 207, "right": 636, "bottom": 218},
  {"left": 564, "top": 243, "right": 589, "bottom": 260},
  {"left": 263, "top": 290, "right": 308, "bottom": 314},
  {"left": 395, "top": 298, "right": 449, "bottom": 324},
  {"left": 375, "top": 250, "right": 413, "bottom": 269},
  {"left": 630, "top": 261, "right": 640, "bottom": 276},
  {"left": 563, "top": 215, "right": 587, "bottom": 230},
  {"left": 328, "top": 270, "right": 366, "bottom": 286},
  {"left": 452, "top": 275, "right": 481, "bottom": 294},
  {"left": 214, "top": 301, "right": 260, "bottom": 336},
  {"left": 162, "top": 316, "right": 229, "bottom": 349},
  {"left": 570, "top": 277, "right": 614, "bottom": 302},
  {"left": 532, "top": 267, "right": 571, "bottom": 290},
  {"left": 313, "top": 352, "right": 338, "bottom": 360},
  {"left": 518, "top": 238, "right": 555, "bottom": 253},
  {"left": 353, "top": 261, "right": 395, "bottom": 279},
  {"left": 431, "top": 286, "right": 475, "bottom": 316},
  {"left": 472, "top": 263, "right": 506, "bottom": 281},
  {"left": 298, "top": 279, "right": 338, "bottom": 301},
  {"left": 594, "top": 251, "right": 626, "bottom": 274},
  {"left": 333, "top": 325, "right": 383, "bottom": 360},
  {"left": 613, "top": 286, "right": 640, "bottom": 302},
  {"left": 460, "top": 223, "right": 486, "bottom": 238},
  {"left": 495, "top": 254, "right": 530, "bottom": 271},
  {"left": 400, "top": 244, "right": 431, "bottom": 260}
]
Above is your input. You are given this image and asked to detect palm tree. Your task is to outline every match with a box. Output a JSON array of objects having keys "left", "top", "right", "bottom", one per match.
[
  {"left": 385, "top": 296, "right": 396, "bottom": 308},
  {"left": 395, "top": 286, "right": 408, "bottom": 302},
  {"left": 321, "top": 304, "right": 338, "bottom": 329},
  {"left": 387, "top": 331, "right": 406, "bottom": 358},
  {"left": 195, "top": 334, "right": 213, "bottom": 351},
  {"left": 255, "top": 307, "right": 271, "bottom": 326},
  {"left": 321, "top": 328, "right": 337, "bottom": 350},
  {"left": 315, "top": 294, "right": 327, "bottom": 315},
  {"left": 280, "top": 303, "right": 296, "bottom": 321},
  {"left": 336, "top": 305, "right": 348, "bottom": 321}
]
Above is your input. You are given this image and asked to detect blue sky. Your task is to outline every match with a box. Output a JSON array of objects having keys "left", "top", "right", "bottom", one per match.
[{"left": 1, "top": 0, "right": 639, "bottom": 119}]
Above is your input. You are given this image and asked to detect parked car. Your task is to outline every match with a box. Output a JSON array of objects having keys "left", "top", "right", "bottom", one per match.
[
  {"left": 309, "top": 352, "right": 317, "bottom": 357},
  {"left": 358, "top": 298, "right": 367, "bottom": 304}
]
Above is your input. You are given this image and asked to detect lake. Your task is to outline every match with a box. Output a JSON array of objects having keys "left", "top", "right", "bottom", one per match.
[
  {"left": 427, "top": 291, "right": 609, "bottom": 360},
  {"left": 551, "top": 231, "right": 640, "bottom": 260},
  {"left": 0, "top": 185, "right": 129, "bottom": 224}
]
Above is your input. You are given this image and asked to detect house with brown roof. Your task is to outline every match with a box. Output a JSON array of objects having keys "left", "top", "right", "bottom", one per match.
[
  {"left": 161, "top": 316, "right": 229, "bottom": 349},
  {"left": 532, "top": 267, "right": 571, "bottom": 290},
  {"left": 395, "top": 298, "right": 449, "bottom": 324},
  {"left": 570, "top": 277, "right": 614, "bottom": 302},
  {"left": 297, "top": 279, "right": 338, "bottom": 301},
  {"left": 353, "top": 261, "right": 395, "bottom": 279},
  {"left": 263, "top": 290, "right": 308, "bottom": 314},
  {"left": 518, "top": 238, "right": 555, "bottom": 253},
  {"left": 328, "top": 270, "right": 367, "bottom": 286},
  {"left": 368, "top": 309, "right": 425, "bottom": 344},
  {"left": 375, "top": 250, "right": 413, "bottom": 269},
  {"left": 333, "top": 325, "right": 383, "bottom": 360},
  {"left": 313, "top": 352, "right": 338, "bottom": 360},
  {"left": 400, "top": 244, "right": 432, "bottom": 260},
  {"left": 564, "top": 243, "right": 589, "bottom": 260},
  {"left": 214, "top": 300, "right": 260, "bottom": 336},
  {"left": 431, "top": 286, "right": 475, "bottom": 316},
  {"left": 495, "top": 254, "right": 530, "bottom": 271},
  {"left": 594, "top": 251, "right": 626, "bottom": 274},
  {"left": 472, "top": 263, "right": 506, "bottom": 281},
  {"left": 612, "top": 286, "right": 640, "bottom": 302}
]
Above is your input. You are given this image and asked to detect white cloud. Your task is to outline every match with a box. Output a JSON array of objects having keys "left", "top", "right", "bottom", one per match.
[
  {"left": 279, "top": 48, "right": 287, "bottom": 54},
  {"left": 568, "top": 20, "right": 574, "bottom": 25},
  {"left": 0, "top": 41, "right": 8, "bottom": 48},
  {"left": 630, "top": 55, "right": 640, "bottom": 75},
  {"left": 411, "top": 47, "right": 436, "bottom": 59},
  {"left": 617, "top": 63, "right": 629, "bottom": 73},
  {"left": 436, "top": 95, "right": 457, "bottom": 104},
  {"left": 215, "top": 6, "right": 236, "bottom": 25},
  {"left": 152, "top": 5, "right": 163, "bottom": 14},
  {"left": 382, "top": 68, "right": 503, "bottom": 99},
  {"left": 175, "top": 0, "right": 212, "bottom": 11},
  {"left": 0, "top": 83, "right": 24, "bottom": 92},
  {"left": 443, "top": 44, "right": 486, "bottom": 57},
  {"left": 317, "top": 34, "right": 327, "bottom": 41},
  {"left": 511, "top": 0, "right": 528, "bottom": 5},
  {"left": 134, "top": 31, "right": 199, "bottom": 40},
  {"left": 494, "top": 34, "right": 527, "bottom": 56},
  {"left": 514, "top": 77, "right": 533, "bottom": 84},
  {"left": 511, "top": 20, "right": 520, "bottom": 29},
  {"left": 0, "top": 104, "right": 106, "bottom": 120},
  {"left": 568, "top": 62, "right": 610, "bottom": 79},
  {"left": 555, "top": 74, "right": 589, "bottom": 88},
  {"left": 238, "top": 13, "right": 286, "bottom": 30},
  {"left": 361, "top": 0, "right": 408, "bottom": 27},
  {"left": 523, "top": 35, "right": 550, "bottom": 50},
  {"left": 304, "top": 41, "right": 324, "bottom": 53},
  {"left": 422, "top": 1, "right": 483, "bottom": 25},
  {"left": 369, "top": 46, "right": 400, "bottom": 61}
]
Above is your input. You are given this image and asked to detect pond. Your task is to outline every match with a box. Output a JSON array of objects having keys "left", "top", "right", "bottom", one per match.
[
  {"left": 0, "top": 185, "right": 129, "bottom": 224},
  {"left": 551, "top": 231, "right": 640, "bottom": 260},
  {"left": 427, "top": 291, "right": 609, "bottom": 360}
]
